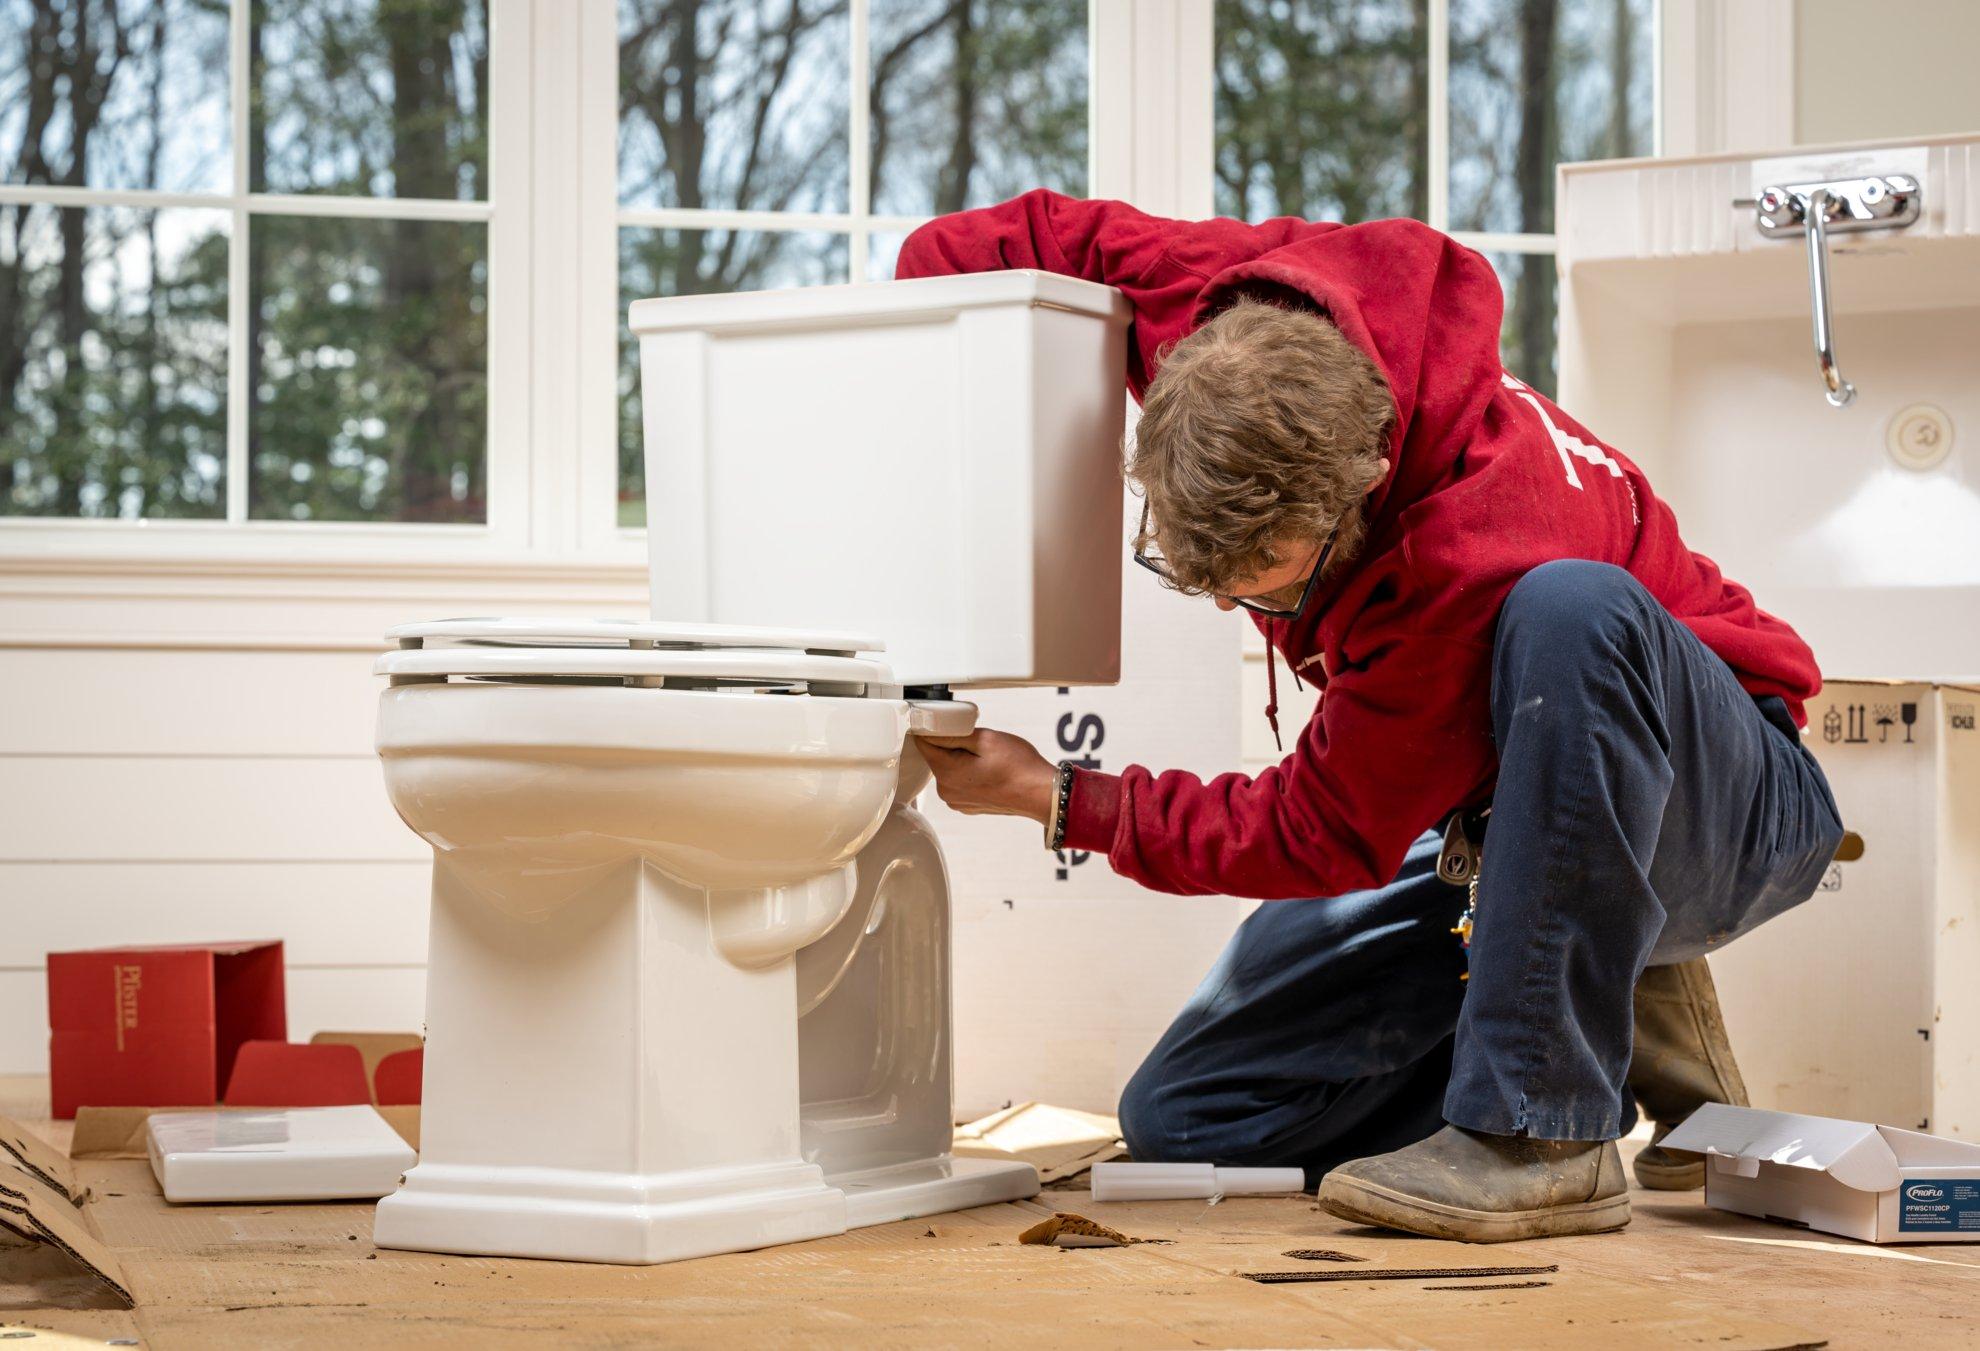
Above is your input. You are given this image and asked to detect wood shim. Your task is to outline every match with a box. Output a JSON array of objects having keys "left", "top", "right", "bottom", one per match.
[
  {"left": 1424, "top": 1280, "right": 1554, "bottom": 1291},
  {"left": 1282, "top": 1247, "right": 1367, "bottom": 1262},
  {"left": 1242, "top": 1263, "right": 1559, "bottom": 1284}
]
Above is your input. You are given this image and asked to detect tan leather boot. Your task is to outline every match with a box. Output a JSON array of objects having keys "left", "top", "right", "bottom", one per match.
[
  {"left": 1627, "top": 957, "right": 1749, "bottom": 1190},
  {"left": 1317, "top": 1126, "right": 1629, "bottom": 1243}
]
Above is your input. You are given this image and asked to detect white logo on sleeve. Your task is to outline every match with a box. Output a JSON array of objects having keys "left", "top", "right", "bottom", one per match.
[{"left": 1502, "top": 373, "right": 1624, "bottom": 490}]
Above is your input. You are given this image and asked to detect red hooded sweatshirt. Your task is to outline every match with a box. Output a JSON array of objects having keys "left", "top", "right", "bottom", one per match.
[{"left": 896, "top": 190, "right": 1820, "bottom": 901}]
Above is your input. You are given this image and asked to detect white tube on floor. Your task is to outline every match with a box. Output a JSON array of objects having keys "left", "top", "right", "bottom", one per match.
[{"left": 1089, "top": 1162, "right": 1306, "bottom": 1203}]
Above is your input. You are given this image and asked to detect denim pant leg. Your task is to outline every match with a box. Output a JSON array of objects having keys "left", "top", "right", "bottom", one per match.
[
  {"left": 1444, "top": 560, "right": 1845, "bottom": 1141},
  {"left": 1118, "top": 830, "right": 1470, "bottom": 1179}
]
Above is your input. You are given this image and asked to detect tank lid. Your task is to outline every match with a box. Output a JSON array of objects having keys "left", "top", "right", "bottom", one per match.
[{"left": 629, "top": 270, "right": 1130, "bottom": 336}]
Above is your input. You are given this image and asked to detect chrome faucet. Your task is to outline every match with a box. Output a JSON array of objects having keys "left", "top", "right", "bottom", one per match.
[{"left": 1753, "top": 173, "right": 1921, "bottom": 409}]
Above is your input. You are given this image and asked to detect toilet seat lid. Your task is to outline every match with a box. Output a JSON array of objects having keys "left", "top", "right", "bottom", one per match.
[
  {"left": 376, "top": 617, "right": 893, "bottom": 687},
  {"left": 385, "top": 616, "right": 882, "bottom": 654}
]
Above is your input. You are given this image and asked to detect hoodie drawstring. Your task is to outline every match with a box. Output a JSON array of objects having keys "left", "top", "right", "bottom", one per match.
[
  {"left": 1263, "top": 628, "right": 1283, "bottom": 753},
  {"left": 1261, "top": 620, "right": 1312, "bottom": 756}
]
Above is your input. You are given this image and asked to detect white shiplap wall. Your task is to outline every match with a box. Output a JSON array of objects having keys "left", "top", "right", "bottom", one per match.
[{"left": 0, "top": 560, "right": 646, "bottom": 1073}]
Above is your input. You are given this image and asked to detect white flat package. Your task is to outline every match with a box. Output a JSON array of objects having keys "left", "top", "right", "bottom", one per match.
[{"left": 147, "top": 1105, "right": 416, "bottom": 1203}]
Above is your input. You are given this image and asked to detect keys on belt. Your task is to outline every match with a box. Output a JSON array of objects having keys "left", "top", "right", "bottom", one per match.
[
  {"left": 1440, "top": 808, "right": 1489, "bottom": 977},
  {"left": 1438, "top": 808, "right": 1489, "bottom": 887}
]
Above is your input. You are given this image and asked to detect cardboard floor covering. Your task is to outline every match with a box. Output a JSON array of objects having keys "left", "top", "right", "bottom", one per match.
[{"left": 9, "top": 1105, "right": 1980, "bottom": 1347}]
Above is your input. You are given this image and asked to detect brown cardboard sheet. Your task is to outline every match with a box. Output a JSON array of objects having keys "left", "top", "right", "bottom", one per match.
[
  {"left": 30, "top": 1144, "right": 1851, "bottom": 1350},
  {"left": 0, "top": 1132, "right": 131, "bottom": 1309},
  {"left": 21, "top": 1101, "right": 1980, "bottom": 1349}
]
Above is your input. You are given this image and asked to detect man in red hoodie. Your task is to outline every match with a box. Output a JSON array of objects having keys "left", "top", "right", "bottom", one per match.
[{"left": 906, "top": 191, "right": 1845, "bottom": 1242}]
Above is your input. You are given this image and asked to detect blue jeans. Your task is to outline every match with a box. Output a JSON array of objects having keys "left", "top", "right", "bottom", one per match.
[{"left": 1118, "top": 561, "right": 1844, "bottom": 1171}]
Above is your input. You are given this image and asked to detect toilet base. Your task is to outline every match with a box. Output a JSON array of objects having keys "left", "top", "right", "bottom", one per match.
[
  {"left": 831, "top": 1154, "right": 1040, "bottom": 1230},
  {"left": 372, "top": 1158, "right": 848, "bottom": 1266}
]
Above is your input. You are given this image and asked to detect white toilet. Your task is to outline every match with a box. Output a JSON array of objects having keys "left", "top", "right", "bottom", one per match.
[{"left": 371, "top": 271, "right": 1131, "bottom": 1265}]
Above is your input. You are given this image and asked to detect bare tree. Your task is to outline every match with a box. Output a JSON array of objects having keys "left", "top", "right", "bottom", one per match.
[{"left": 1511, "top": 0, "right": 1558, "bottom": 385}]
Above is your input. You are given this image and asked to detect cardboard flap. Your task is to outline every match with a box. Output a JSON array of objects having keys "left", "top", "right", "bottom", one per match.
[
  {"left": 952, "top": 1102, "right": 1125, "bottom": 1183},
  {"left": 224, "top": 1040, "right": 371, "bottom": 1107},
  {"left": 1662, "top": 1103, "right": 1903, "bottom": 1192},
  {"left": 0, "top": 1115, "right": 131, "bottom": 1308},
  {"left": 1876, "top": 1124, "right": 1980, "bottom": 1167},
  {"left": 0, "top": 1115, "right": 80, "bottom": 1201},
  {"left": 310, "top": 1031, "right": 424, "bottom": 1104}
]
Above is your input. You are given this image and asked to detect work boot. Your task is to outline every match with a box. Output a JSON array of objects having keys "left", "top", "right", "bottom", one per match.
[
  {"left": 1316, "top": 1125, "right": 1629, "bottom": 1243},
  {"left": 1627, "top": 957, "right": 1749, "bottom": 1190}
]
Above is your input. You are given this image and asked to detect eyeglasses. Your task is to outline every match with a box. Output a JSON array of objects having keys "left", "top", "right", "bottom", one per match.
[{"left": 1132, "top": 501, "right": 1338, "bottom": 621}]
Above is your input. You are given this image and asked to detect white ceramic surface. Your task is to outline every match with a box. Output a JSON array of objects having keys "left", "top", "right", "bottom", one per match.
[
  {"left": 147, "top": 1105, "right": 416, "bottom": 1203},
  {"left": 373, "top": 631, "right": 1035, "bottom": 1265},
  {"left": 635, "top": 271, "right": 1131, "bottom": 689}
]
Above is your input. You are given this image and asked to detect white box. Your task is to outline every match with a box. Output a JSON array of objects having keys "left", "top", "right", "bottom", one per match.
[
  {"left": 1711, "top": 680, "right": 1980, "bottom": 1138},
  {"left": 1664, "top": 1102, "right": 1980, "bottom": 1243},
  {"left": 147, "top": 1106, "right": 417, "bottom": 1203}
]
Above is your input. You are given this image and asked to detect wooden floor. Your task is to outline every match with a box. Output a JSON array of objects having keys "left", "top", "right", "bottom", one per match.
[{"left": 6, "top": 1079, "right": 1977, "bottom": 1349}]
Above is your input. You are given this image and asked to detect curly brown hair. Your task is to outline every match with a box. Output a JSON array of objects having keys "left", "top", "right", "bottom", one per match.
[{"left": 1129, "top": 300, "right": 1394, "bottom": 597}]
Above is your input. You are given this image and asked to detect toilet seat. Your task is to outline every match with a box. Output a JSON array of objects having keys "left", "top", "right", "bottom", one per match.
[{"left": 376, "top": 617, "right": 894, "bottom": 691}]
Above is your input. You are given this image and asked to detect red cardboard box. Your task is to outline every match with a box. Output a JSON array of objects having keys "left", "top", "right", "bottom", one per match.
[{"left": 47, "top": 942, "right": 286, "bottom": 1119}]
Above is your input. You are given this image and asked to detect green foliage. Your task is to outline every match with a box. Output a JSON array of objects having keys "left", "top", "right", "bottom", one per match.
[
  {"left": 250, "top": 214, "right": 487, "bottom": 522},
  {"left": 1216, "top": 0, "right": 1431, "bottom": 224},
  {"left": 1, "top": 205, "right": 229, "bottom": 517},
  {"left": 1, "top": 0, "right": 490, "bottom": 522}
]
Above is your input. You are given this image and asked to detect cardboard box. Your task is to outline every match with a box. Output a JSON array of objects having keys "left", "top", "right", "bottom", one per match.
[
  {"left": 1665, "top": 1102, "right": 1980, "bottom": 1243},
  {"left": 1711, "top": 680, "right": 1980, "bottom": 1138},
  {"left": 47, "top": 941, "right": 285, "bottom": 1119}
]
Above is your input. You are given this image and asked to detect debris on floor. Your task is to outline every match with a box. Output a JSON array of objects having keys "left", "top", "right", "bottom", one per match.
[{"left": 1017, "top": 1211, "right": 1155, "bottom": 1248}]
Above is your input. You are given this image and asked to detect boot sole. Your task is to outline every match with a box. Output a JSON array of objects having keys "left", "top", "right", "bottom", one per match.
[{"left": 1316, "top": 1174, "right": 1631, "bottom": 1244}]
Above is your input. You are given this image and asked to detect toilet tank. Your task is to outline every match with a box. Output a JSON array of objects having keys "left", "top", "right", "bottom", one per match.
[{"left": 632, "top": 271, "right": 1132, "bottom": 688}]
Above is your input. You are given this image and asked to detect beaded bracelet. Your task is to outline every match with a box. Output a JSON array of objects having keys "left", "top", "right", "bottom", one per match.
[{"left": 1045, "top": 760, "right": 1077, "bottom": 853}]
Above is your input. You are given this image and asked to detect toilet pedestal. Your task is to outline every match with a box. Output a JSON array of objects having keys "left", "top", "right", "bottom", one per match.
[
  {"left": 797, "top": 804, "right": 1039, "bottom": 1226},
  {"left": 374, "top": 857, "right": 848, "bottom": 1265}
]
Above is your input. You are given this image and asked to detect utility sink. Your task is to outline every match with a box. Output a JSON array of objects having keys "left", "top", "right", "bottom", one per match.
[{"left": 1558, "top": 134, "right": 1980, "bottom": 680}]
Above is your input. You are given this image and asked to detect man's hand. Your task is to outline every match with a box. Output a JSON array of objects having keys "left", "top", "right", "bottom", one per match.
[{"left": 914, "top": 728, "right": 1057, "bottom": 823}]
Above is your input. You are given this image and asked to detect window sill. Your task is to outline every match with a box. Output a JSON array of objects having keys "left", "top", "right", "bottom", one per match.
[
  {"left": 0, "top": 520, "right": 652, "bottom": 651},
  {"left": 0, "top": 517, "right": 649, "bottom": 581}
]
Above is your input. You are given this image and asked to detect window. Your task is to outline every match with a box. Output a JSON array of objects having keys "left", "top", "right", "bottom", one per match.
[
  {"left": 2, "top": 1, "right": 1655, "bottom": 558},
  {"left": 1, "top": 0, "right": 496, "bottom": 525},
  {"left": 1215, "top": 0, "right": 1655, "bottom": 396},
  {"left": 613, "top": 0, "right": 1091, "bottom": 526}
]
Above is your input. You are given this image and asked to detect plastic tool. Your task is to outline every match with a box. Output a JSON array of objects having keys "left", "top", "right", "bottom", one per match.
[{"left": 1089, "top": 1162, "right": 1306, "bottom": 1203}]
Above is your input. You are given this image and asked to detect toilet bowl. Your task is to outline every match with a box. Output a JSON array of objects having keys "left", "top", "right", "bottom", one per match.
[{"left": 372, "top": 617, "right": 1036, "bottom": 1264}]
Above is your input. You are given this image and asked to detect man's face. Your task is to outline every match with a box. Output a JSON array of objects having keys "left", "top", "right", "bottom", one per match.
[
  {"left": 1214, "top": 535, "right": 1324, "bottom": 613},
  {"left": 1206, "top": 456, "right": 1391, "bottom": 613}
]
